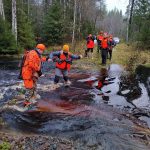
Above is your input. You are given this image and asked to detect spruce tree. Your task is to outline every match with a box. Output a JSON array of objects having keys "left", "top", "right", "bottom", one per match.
[
  {"left": 42, "top": 2, "right": 64, "bottom": 45},
  {"left": 17, "top": 7, "right": 35, "bottom": 51},
  {"left": 0, "top": 17, "right": 17, "bottom": 54},
  {"left": 132, "top": 0, "right": 150, "bottom": 48}
]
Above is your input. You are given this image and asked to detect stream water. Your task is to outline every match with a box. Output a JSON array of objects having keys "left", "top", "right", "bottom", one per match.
[{"left": 0, "top": 59, "right": 150, "bottom": 150}]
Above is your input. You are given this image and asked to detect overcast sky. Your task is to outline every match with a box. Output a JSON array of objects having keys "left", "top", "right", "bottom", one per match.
[{"left": 105, "top": 0, "right": 129, "bottom": 15}]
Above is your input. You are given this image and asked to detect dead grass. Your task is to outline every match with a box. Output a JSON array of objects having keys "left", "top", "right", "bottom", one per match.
[{"left": 112, "top": 43, "right": 150, "bottom": 66}]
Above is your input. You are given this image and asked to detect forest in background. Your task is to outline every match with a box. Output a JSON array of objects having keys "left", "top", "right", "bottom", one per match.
[{"left": 0, "top": 0, "right": 150, "bottom": 54}]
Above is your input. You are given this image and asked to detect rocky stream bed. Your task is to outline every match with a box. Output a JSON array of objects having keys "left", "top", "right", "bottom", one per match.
[{"left": 0, "top": 60, "right": 150, "bottom": 150}]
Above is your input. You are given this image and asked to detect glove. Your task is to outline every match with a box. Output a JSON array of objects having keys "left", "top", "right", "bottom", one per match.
[
  {"left": 46, "top": 56, "right": 49, "bottom": 61},
  {"left": 37, "top": 70, "right": 42, "bottom": 77},
  {"left": 66, "top": 59, "right": 72, "bottom": 64},
  {"left": 57, "top": 59, "right": 64, "bottom": 64},
  {"left": 79, "top": 55, "right": 83, "bottom": 59}
]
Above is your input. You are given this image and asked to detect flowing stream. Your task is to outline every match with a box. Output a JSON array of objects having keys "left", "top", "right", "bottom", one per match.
[{"left": 0, "top": 58, "right": 150, "bottom": 150}]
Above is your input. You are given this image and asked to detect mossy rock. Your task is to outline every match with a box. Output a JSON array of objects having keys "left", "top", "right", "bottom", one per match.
[{"left": 7, "top": 99, "right": 17, "bottom": 105}]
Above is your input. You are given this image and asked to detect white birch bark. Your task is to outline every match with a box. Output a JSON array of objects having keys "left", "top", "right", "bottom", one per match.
[
  {"left": 126, "top": 0, "right": 132, "bottom": 43},
  {"left": 78, "top": 5, "right": 81, "bottom": 40},
  {"left": 0, "top": 0, "right": 5, "bottom": 20},
  {"left": 12, "top": 0, "right": 17, "bottom": 41},
  {"left": 72, "top": 0, "right": 76, "bottom": 49}
]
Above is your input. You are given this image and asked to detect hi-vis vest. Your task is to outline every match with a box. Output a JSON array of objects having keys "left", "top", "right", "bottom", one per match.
[
  {"left": 101, "top": 38, "right": 108, "bottom": 49},
  {"left": 98, "top": 35, "right": 103, "bottom": 41},
  {"left": 56, "top": 52, "right": 71, "bottom": 70}
]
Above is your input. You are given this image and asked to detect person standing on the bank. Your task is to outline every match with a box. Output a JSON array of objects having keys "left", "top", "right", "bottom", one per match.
[
  {"left": 108, "top": 34, "right": 116, "bottom": 60},
  {"left": 101, "top": 33, "right": 109, "bottom": 65},
  {"left": 96, "top": 31, "right": 104, "bottom": 53},
  {"left": 85, "top": 34, "right": 95, "bottom": 59}
]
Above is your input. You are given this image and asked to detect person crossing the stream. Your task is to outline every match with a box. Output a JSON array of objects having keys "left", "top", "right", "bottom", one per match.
[
  {"left": 48, "top": 44, "right": 83, "bottom": 86},
  {"left": 21, "top": 44, "right": 48, "bottom": 107}
]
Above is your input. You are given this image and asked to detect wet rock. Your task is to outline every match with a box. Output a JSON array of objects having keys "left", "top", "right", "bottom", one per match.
[
  {"left": 118, "top": 74, "right": 142, "bottom": 101},
  {"left": 102, "top": 96, "right": 109, "bottom": 101}
]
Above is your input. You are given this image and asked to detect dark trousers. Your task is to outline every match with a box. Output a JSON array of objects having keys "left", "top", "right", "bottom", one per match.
[
  {"left": 108, "top": 50, "right": 112, "bottom": 60},
  {"left": 97, "top": 45, "right": 102, "bottom": 53},
  {"left": 54, "top": 68, "right": 68, "bottom": 83},
  {"left": 54, "top": 75, "right": 68, "bottom": 83},
  {"left": 101, "top": 49, "right": 108, "bottom": 64},
  {"left": 85, "top": 48, "right": 93, "bottom": 57}
]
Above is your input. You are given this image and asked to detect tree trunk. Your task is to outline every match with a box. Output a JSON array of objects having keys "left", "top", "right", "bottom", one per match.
[
  {"left": 0, "top": 0, "right": 5, "bottom": 20},
  {"left": 28, "top": 0, "right": 30, "bottom": 17},
  {"left": 78, "top": 5, "right": 81, "bottom": 40},
  {"left": 12, "top": 0, "right": 17, "bottom": 42},
  {"left": 129, "top": 0, "right": 135, "bottom": 25},
  {"left": 126, "top": 0, "right": 134, "bottom": 42},
  {"left": 63, "top": 0, "right": 66, "bottom": 19},
  {"left": 72, "top": 0, "right": 76, "bottom": 51},
  {"left": 126, "top": 20, "right": 129, "bottom": 43}
]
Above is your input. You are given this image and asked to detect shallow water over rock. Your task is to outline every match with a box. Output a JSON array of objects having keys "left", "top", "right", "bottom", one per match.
[{"left": 0, "top": 60, "right": 150, "bottom": 149}]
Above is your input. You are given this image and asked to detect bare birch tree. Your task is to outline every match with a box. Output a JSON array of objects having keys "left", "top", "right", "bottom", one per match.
[
  {"left": 72, "top": 0, "right": 76, "bottom": 49},
  {"left": 0, "top": 0, "right": 5, "bottom": 20},
  {"left": 12, "top": 0, "right": 17, "bottom": 41}
]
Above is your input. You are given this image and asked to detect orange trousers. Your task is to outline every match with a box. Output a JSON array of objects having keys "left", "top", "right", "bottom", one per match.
[{"left": 23, "top": 79, "right": 36, "bottom": 89}]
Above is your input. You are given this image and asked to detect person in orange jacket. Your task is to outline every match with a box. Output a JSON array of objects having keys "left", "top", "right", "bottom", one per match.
[
  {"left": 101, "top": 33, "right": 109, "bottom": 65},
  {"left": 96, "top": 31, "right": 103, "bottom": 53},
  {"left": 18, "top": 45, "right": 31, "bottom": 80},
  {"left": 85, "top": 34, "right": 95, "bottom": 59},
  {"left": 49, "top": 44, "right": 82, "bottom": 86},
  {"left": 22, "top": 43, "right": 47, "bottom": 107}
]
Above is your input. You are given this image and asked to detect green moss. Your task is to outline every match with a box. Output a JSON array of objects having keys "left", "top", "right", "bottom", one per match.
[
  {"left": 142, "top": 63, "right": 150, "bottom": 68},
  {"left": 0, "top": 142, "right": 11, "bottom": 150}
]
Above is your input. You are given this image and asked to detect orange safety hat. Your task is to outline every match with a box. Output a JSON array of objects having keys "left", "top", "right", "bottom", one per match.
[
  {"left": 99, "top": 31, "right": 103, "bottom": 34},
  {"left": 63, "top": 44, "right": 69, "bottom": 52},
  {"left": 36, "top": 44, "right": 46, "bottom": 51}
]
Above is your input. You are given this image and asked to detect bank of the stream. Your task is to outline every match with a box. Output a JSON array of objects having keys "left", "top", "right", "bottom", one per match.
[{"left": 73, "top": 42, "right": 150, "bottom": 70}]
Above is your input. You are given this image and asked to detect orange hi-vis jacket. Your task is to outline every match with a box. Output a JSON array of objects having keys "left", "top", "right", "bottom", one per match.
[
  {"left": 101, "top": 38, "right": 108, "bottom": 49},
  {"left": 22, "top": 50, "right": 46, "bottom": 80},
  {"left": 97, "top": 35, "right": 103, "bottom": 41},
  {"left": 56, "top": 52, "right": 71, "bottom": 70}
]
